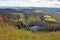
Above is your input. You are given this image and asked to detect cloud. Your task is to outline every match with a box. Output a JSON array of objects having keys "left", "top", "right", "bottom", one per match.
[
  {"left": 0, "top": 0, "right": 60, "bottom": 7},
  {"left": 0, "top": 1, "right": 28, "bottom": 6}
]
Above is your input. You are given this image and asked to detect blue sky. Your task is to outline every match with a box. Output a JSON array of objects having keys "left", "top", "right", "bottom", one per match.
[{"left": 0, "top": 0, "right": 60, "bottom": 7}]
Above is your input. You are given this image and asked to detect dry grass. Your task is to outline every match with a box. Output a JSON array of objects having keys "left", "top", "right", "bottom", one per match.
[{"left": 0, "top": 25, "right": 60, "bottom": 40}]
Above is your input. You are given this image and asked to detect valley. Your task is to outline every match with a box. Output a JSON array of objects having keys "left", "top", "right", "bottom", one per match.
[{"left": 0, "top": 7, "right": 60, "bottom": 40}]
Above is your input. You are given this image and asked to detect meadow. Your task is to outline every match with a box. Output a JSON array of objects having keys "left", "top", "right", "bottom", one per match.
[{"left": 0, "top": 25, "right": 60, "bottom": 40}]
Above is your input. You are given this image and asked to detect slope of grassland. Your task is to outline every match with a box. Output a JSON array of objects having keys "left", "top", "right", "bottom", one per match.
[
  {"left": 0, "top": 24, "right": 60, "bottom": 40},
  {"left": 0, "top": 14, "right": 60, "bottom": 40},
  {"left": 0, "top": 21, "right": 60, "bottom": 40}
]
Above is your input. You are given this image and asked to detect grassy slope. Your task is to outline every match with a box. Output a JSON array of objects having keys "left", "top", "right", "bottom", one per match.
[
  {"left": 0, "top": 24, "right": 60, "bottom": 40},
  {"left": 0, "top": 14, "right": 60, "bottom": 40}
]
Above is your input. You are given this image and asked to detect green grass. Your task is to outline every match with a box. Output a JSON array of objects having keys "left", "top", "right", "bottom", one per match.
[
  {"left": 0, "top": 15, "right": 60, "bottom": 40},
  {"left": 0, "top": 25, "right": 60, "bottom": 40}
]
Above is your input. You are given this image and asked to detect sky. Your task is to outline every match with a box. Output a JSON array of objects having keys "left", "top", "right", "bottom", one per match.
[{"left": 0, "top": 0, "right": 60, "bottom": 7}]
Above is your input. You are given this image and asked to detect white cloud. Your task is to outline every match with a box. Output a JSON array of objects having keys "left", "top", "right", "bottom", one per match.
[
  {"left": 0, "top": 1, "right": 28, "bottom": 6},
  {"left": 0, "top": 0, "right": 60, "bottom": 7}
]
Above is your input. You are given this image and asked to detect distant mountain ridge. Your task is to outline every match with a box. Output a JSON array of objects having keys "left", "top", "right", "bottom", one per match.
[{"left": 0, "top": 7, "right": 60, "bottom": 12}]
